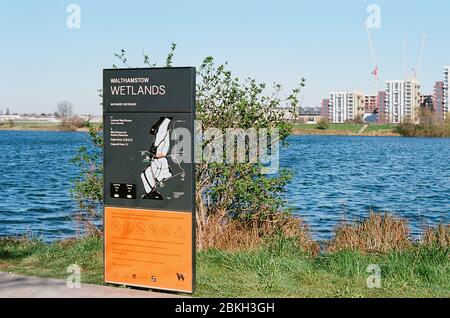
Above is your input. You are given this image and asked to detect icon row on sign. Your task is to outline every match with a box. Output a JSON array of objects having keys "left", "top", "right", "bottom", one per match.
[{"left": 111, "top": 221, "right": 185, "bottom": 238}]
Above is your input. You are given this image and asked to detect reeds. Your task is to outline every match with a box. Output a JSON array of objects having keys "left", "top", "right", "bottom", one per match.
[
  {"left": 422, "top": 224, "right": 450, "bottom": 248},
  {"left": 327, "top": 213, "right": 411, "bottom": 254},
  {"left": 199, "top": 212, "right": 449, "bottom": 255},
  {"left": 198, "top": 213, "right": 319, "bottom": 255}
]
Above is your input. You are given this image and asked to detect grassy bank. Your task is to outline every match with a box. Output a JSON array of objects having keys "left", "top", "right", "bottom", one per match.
[
  {"left": 0, "top": 121, "right": 101, "bottom": 132},
  {"left": 292, "top": 123, "right": 398, "bottom": 136},
  {"left": 0, "top": 121, "right": 60, "bottom": 131},
  {"left": 1, "top": 235, "right": 448, "bottom": 297}
]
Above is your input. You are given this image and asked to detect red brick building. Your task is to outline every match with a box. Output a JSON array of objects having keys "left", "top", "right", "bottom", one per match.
[{"left": 364, "top": 95, "right": 378, "bottom": 113}]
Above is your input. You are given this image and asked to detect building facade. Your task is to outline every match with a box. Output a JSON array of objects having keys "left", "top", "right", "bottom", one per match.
[
  {"left": 364, "top": 95, "right": 378, "bottom": 113},
  {"left": 298, "top": 107, "right": 323, "bottom": 124},
  {"left": 444, "top": 66, "right": 449, "bottom": 115},
  {"left": 377, "top": 91, "right": 386, "bottom": 123},
  {"left": 321, "top": 98, "right": 330, "bottom": 119},
  {"left": 383, "top": 80, "right": 421, "bottom": 123},
  {"left": 420, "top": 94, "right": 434, "bottom": 112},
  {"left": 434, "top": 81, "right": 445, "bottom": 121},
  {"left": 328, "top": 91, "right": 364, "bottom": 123}
]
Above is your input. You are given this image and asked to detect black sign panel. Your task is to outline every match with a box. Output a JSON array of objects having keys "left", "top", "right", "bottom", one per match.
[
  {"left": 103, "top": 112, "right": 194, "bottom": 211},
  {"left": 103, "top": 67, "right": 195, "bottom": 211},
  {"left": 103, "top": 67, "right": 196, "bottom": 293},
  {"left": 103, "top": 67, "right": 195, "bottom": 113}
]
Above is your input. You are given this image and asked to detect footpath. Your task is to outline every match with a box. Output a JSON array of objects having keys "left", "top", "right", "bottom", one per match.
[{"left": 0, "top": 272, "right": 184, "bottom": 298}]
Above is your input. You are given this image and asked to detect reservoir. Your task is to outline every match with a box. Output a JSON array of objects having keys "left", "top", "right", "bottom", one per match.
[{"left": 0, "top": 131, "right": 449, "bottom": 241}]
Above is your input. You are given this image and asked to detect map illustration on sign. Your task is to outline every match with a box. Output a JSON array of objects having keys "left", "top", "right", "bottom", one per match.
[
  {"left": 141, "top": 117, "right": 173, "bottom": 200},
  {"left": 140, "top": 117, "right": 188, "bottom": 200}
]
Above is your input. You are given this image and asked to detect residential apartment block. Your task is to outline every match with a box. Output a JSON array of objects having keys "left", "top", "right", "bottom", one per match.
[
  {"left": 420, "top": 94, "right": 434, "bottom": 112},
  {"left": 364, "top": 95, "right": 378, "bottom": 113},
  {"left": 444, "top": 66, "right": 449, "bottom": 114},
  {"left": 377, "top": 91, "right": 386, "bottom": 123},
  {"left": 321, "top": 98, "right": 330, "bottom": 119},
  {"left": 434, "top": 81, "right": 445, "bottom": 121},
  {"left": 298, "top": 107, "right": 323, "bottom": 124},
  {"left": 328, "top": 91, "right": 364, "bottom": 123},
  {"left": 383, "top": 80, "right": 421, "bottom": 123}
]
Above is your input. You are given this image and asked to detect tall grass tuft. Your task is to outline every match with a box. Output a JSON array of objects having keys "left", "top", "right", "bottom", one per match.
[
  {"left": 422, "top": 224, "right": 450, "bottom": 249},
  {"left": 327, "top": 213, "right": 411, "bottom": 254},
  {"left": 199, "top": 213, "right": 319, "bottom": 255}
]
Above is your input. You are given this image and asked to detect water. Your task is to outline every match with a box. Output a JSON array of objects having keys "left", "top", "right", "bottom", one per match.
[
  {"left": 281, "top": 135, "right": 450, "bottom": 240},
  {"left": 0, "top": 131, "right": 88, "bottom": 240},
  {"left": 0, "top": 131, "right": 449, "bottom": 241}
]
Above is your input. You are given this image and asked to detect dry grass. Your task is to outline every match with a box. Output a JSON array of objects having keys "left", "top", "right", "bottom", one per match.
[
  {"left": 198, "top": 213, "right": 319, "bottom": 255},
  {"left": 200, "top": 211, "right": 449, "bottom": 256},
  {"left": 327, "top": 213, "right": 411, "bottom": 254},
  {"left": 422, "top": 224, "right": 450, "bottom": 248}
]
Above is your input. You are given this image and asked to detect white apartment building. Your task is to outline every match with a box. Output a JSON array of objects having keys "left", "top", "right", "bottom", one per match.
[
  {"left": 444, "top": 66, "right": 449, "bottom": 114},
  {"left": 383, "top": 79, "right": 421, "bottom": 123},
  {"left": 328, "top": 91, "right": 364, "bottom": 123}
]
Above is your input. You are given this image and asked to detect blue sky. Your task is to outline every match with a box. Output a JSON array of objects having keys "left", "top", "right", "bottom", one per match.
[{"left": 1, "top": 0, "right": 449, "bottom": 115}]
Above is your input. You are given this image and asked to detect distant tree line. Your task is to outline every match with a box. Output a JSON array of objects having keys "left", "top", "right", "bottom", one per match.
[
  {"left": 55, "top": 100, "right": 90, "bottom": 131},
  {"left": 395, "top": 108, "right": 450, "bottom": 137}
]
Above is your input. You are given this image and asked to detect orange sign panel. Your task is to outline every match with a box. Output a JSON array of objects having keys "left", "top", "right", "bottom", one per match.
[{"left": 104, "top": 207, "right": 193, "bottom": 293}]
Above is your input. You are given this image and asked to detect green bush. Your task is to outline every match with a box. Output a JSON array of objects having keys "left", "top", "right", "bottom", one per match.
[
  {"left": 316, "top": 118, "right": 330, "bottom": 130},
  {"left": 395, "top": 110, "right": 450, "bottom": 137}
]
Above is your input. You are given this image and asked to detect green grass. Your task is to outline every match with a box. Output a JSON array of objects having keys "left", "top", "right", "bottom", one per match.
[
  {"left": 0, "top": 236, "right": 448, "bottom": 297},
  {"left": 0, "top": 237, "right": 103, "bottom": 283},
  {"left": 293, "top": 123, "right": 398, "bottom": 135},
  {"left": 294, "top": 123, "right": 362, "bottom": 132},
  {"left": 0, "top": 121, "right": 60, "bottom": 130},
  {"left": 365, "top": 124, "right": 397, "bottom": 133}
]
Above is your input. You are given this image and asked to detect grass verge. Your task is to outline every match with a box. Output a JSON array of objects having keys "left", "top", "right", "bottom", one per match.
[
  {"left": 0, "top": 235, "right": 448, "bottom": 298},
  {"left": 292, "top": 123, "right": 398, "bottom": 136}
]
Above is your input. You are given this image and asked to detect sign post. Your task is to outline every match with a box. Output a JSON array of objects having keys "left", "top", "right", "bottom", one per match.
[{"left": 103, "top": 67, "right": 196, "bottom": 293}]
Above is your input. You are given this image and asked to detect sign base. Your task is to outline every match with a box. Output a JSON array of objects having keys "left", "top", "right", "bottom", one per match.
[{"left": 104, "top": 206, "right": 194, "bottom": 293}]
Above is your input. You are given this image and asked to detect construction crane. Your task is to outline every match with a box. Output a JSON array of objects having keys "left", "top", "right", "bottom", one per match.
[
  {"left": 403, "top": 37, "right": 408, "bottom": 80},
  {"left": 365, "top": 24, "right": 380, "bottom": 95},
  {"left": 413, "top": 33, "right": 426, "bottom": 80}
]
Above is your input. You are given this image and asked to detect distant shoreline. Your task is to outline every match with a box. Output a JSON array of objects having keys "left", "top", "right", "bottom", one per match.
[
  {"left": 292, "top": 122, "right": 400, "bottom": 136},
  {"left": 5, "top": 123, "right": 448, "bottom": 138},
  {"left": 0, "top": 126, "right": 90, "bottom": 132},
  {"left": 0, "top": 126, "right": 398, "bottom": 136},
  {"left": 292, "top": 128, "right": 400, "bottom": 137}
]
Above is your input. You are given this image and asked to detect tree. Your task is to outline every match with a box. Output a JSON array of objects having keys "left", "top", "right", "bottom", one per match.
[
  {"left": 56, "top": 100, "right": 75, "bottom": 130},
  {"left": 378, "top": 112, "right": 388, "bottom": 124},
  {"left": 72, "top": 47, "right": 313, "bottom": 251},
  {"left": 353, "top": 114, "right": 364, "bottom": 124},
  {"left": 194, "top": 57, "right": 305, "bottom": 249},
  {"left": 5, "top": 108, "right": 10, "bottom": 115},
  {"left": 56, "top": 100, "right": 74, "bottom": 121},
  {"left": 72, "top": 124, "right": 103, "bottom": 235},
  {"left": 316, "top": 117, "right": 330, "bottom": 130},
  {"left": 395, "top": 108, "right": 450, "bottom": 137}
]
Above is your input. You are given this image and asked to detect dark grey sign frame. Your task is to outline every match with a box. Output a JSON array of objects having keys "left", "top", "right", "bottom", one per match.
[{"left": 102, "top": 66, "right": 196, "bottom": 293}]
